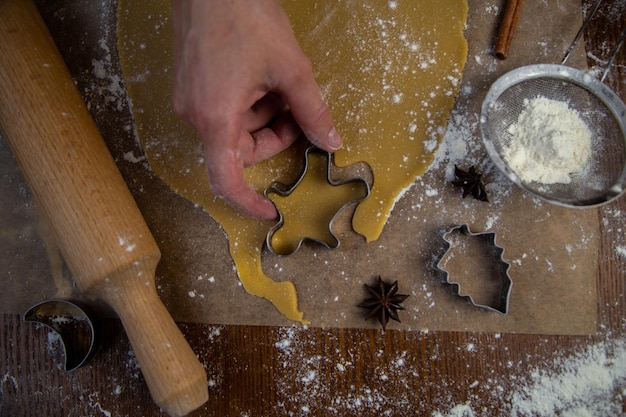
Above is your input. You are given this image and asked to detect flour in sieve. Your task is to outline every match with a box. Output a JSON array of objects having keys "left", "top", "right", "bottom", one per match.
[{"left": 504, "top": 96, "right": 591, "bottom": 184}]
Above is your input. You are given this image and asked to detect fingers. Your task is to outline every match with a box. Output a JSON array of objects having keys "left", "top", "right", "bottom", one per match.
[
  {"left": 243, "top": 112, "right": 301, "bottom": 166},
  {"left": 200, "top": 80, "right": 335, "bottom": 220},
  {"left": 203, "top": 111, "right": 302, "bottom": 219},
  {"left": 243, "top": 93, "right": 285, "bottom": 132},
  {"left": 205, "top": 151, "right": 278, "bottom": 220},
  {"left": 202, "top": 122, "right": 278, "bottom": 220},
  {"left": 275, "top": 58, "right": 343, "bottom": 153},
  {"left": 196, "top": 93, "right": 301, "bottom": 220}
]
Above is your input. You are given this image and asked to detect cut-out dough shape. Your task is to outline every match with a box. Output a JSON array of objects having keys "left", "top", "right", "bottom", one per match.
[
  {"left": 117, "top": 0, "right": 468, "bottom": 323},
  {"left": 266, "top": 147, "right": 370, "bottom": 256}
]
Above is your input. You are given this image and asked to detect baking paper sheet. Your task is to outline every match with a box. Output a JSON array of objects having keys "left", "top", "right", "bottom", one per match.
[{"left": 0, "top": 0, "right": 598, "bottom": 334}]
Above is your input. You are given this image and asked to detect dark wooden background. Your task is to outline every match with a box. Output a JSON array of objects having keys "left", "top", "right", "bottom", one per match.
[{"left": 1, "top": 1, "right": 625, "bottom": 416}]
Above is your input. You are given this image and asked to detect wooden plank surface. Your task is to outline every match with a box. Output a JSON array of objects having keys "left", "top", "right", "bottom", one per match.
[{"left": 1, "top": 1, "right": 625, "bottom": 416}]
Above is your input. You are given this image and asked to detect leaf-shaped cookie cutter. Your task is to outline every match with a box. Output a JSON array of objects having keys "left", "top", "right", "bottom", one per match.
[
  {"left": 264, "top": 146, "right": 370, "bottom": 256},
  {"left": 436, "top": 224, "right": 513, "bottom": 314}
]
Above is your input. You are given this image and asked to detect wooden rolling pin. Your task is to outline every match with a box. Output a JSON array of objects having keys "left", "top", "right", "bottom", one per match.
[{"left": 0, "top": 1, "right": 208, "bottom": 416}]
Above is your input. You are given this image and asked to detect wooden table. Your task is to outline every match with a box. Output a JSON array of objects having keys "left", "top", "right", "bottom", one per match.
[{"left": 1, "top": 1, "right": 625, "bottom": 416}]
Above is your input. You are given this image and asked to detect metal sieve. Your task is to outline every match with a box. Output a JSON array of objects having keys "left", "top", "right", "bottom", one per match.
[{"left": 480, "top": 2, "right": 626, "bottom": 208}]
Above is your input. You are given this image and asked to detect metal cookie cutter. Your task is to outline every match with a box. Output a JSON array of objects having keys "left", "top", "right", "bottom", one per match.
[
  {"left": 24, "top": 299, "right": 100, "bottom": 371},
  {"left": 436, "top": 224, "right": 512, "bottom": 314},
  {"left": 265, "top": 146, "right": 370, "bottom": 256}
]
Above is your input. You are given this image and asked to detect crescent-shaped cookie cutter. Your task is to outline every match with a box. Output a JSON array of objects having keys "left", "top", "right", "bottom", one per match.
[
  {"left": 24, "top": 299, "right": 100, "bottom": 371},
  {"left": 436, "top": 224, "right": 512, "bottom": 314},
  {"left": 264, "top": 146, "right": 370, "bottom": 256}
]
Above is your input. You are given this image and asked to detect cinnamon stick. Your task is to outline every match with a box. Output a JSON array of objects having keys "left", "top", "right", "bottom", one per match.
[{"left": 494, "top": 0, "right": 524, "bottom": 59}]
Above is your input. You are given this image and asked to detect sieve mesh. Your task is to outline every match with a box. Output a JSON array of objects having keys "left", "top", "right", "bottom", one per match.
[{"left": 481, "top": 65, "right": 626, "bottom": 207}]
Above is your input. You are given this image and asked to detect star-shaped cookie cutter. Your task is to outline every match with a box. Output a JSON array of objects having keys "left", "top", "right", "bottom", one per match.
[
  {"left": 436, "top": 224, "right": 513, "bottom": 314},
  {"left": 264, "top": 146, "right": 370, "bottom": 256}
]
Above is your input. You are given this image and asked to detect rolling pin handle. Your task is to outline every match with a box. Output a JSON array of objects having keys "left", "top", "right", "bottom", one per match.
[{"left": 0, "top": 1, "right": 208, "bottom": 415}]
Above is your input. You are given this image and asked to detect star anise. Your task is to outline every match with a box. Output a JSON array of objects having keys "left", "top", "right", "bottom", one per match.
[
  {"left": 451, "top": 165, "right": 488, "bottom": 202},
  {"left": 358, "top": 276, "right": 409, "bottom": 330}
]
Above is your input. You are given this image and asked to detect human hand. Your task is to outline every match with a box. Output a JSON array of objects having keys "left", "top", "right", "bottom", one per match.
[{"left": 171, "top": 0, "right": 342, "bottom": 220}]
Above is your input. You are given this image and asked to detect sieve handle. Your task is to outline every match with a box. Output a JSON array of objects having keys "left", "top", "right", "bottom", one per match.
[
  {"left": 561, "top": 0, "right": 603, "bottom": 65},
  {"left": 600, "top": 25, "right": 626, "bottom": 83}
]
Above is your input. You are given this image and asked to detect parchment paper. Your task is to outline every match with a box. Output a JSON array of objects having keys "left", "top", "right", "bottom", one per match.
[{"left": 0, "top": 0, "right": 599, "bottom": 334}]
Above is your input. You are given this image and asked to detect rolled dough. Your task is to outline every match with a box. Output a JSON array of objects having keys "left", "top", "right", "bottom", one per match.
[{"left": 117, "top": 0, "right": 468, "bottom": 323}]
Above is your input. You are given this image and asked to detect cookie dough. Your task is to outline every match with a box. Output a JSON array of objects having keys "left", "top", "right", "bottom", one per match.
[
  {"left": 267, "top": 149, "right": 369, "bottom": 256},
  {"left": 117, "top": 0, "right": 468, "bottom": 322}
]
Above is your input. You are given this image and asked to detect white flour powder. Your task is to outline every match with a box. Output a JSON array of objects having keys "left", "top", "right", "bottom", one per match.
[{"left": 504, "top": 97, "right": 591, "bottom": 184}]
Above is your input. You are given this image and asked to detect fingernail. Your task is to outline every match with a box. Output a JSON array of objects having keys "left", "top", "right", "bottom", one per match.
[{"left": 327, "top": 127, "right": 343, "bottom": 151}]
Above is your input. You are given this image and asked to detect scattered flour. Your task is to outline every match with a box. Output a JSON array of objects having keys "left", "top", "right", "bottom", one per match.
[
  {"left": 507, "top": 338, "right": 626, "bottom": 417},
  {"left": 431, "top": 338, "right": 626, "bottom": 416},
  {"left": 87, "top": 392, "right": 113, "bottom": 417},
  {"left": 271, "top": 327, "right": 625, "bottom": 417},
  {"left": 432, "top": 404, "right": 476, "bottom": 417},
  {"left": 84, "top": 37, "right": 127, "bottom": 114},
  {"left": 122, "top": 150, "right": 146, "bottom": 164},
  {"left": 504, "top": 97, "right": 592, "bottom": 185}
]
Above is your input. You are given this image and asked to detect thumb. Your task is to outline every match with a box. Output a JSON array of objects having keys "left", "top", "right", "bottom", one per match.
[{"left": 277, "top": 61, "right": 343, "bottom": 152}]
